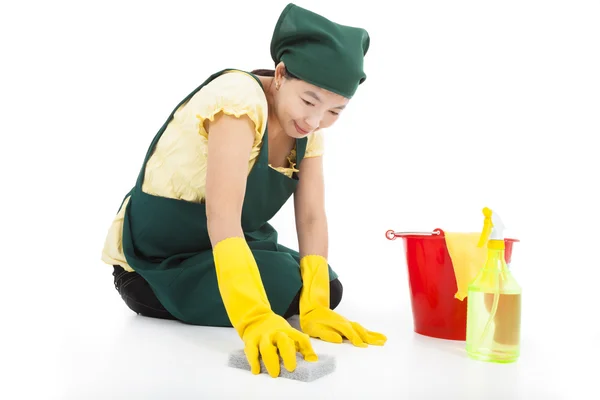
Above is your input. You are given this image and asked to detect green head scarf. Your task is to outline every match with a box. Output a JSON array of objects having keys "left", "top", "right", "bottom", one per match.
[{"left": 270, "top": 3, "right": 370, "bottom": 99}]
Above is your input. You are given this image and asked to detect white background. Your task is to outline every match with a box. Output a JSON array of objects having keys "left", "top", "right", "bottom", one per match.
[{"left": 2, "top": 0, "right": 599, "bottom": 398}]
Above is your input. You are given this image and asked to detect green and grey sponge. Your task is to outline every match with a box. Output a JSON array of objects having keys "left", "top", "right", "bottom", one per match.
[{"left": 227, "top": 349, "right": 336, "bottom": 382}]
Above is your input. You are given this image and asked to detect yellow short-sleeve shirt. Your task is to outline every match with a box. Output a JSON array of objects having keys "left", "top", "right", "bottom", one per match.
[{"left": 101, "top": 70, "right": 324, "bottom": 271}]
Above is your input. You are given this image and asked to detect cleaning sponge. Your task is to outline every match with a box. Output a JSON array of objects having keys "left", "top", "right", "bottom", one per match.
[{"left": 227, "top": 349, "right": 336, "bottom": 382}]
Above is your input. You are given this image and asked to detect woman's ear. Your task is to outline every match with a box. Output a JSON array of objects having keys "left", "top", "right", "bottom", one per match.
[{"left": 274, "top": 61, "right": 287, "bottom": 83}]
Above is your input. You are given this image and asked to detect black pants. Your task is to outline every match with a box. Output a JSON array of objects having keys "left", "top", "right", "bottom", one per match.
[{"left": 112, "top": 265, "right": 343, "bottom": 321}]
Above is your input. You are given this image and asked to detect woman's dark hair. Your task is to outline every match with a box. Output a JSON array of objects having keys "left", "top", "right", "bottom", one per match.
[{"left": 251, "top": 67, "right": 298, "bottom": 80}]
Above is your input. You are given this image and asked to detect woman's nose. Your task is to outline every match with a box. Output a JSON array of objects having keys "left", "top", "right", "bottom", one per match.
[{"left": 305, "top": 116, "right": 320, "bottom": 130}]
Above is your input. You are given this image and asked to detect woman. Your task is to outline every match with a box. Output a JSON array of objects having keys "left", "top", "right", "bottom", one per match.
[{"left": 101, "top": 3, "right": 387, "bottom": 378}]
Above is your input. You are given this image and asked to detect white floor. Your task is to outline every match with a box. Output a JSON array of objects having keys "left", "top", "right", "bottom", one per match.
[
  {"left": 17, "top": 265, "right": 591, "bottom": 400},
  {"left": 4, "top": 1, "right": 598, "bottom": 397}
]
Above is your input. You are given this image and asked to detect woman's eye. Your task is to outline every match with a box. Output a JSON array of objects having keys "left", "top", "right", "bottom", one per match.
[
  {"left": 302, "top": 99, "right": 314, "bottom": 106},
  {"left": 329, "top": 111, "right": 339, "bottom": 116}
]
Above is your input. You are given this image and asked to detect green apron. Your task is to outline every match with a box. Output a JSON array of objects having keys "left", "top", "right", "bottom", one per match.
[{"left": 120, "top": 69, "right": 338, "bottom": 326}]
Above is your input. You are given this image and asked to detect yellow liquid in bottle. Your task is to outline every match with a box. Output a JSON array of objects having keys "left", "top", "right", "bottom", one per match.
[{"left": 466, "top": 291, "right": 521, "bottom": 363}]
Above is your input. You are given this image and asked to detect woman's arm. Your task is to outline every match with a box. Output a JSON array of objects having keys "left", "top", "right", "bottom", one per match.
[
  {"left": 205, "top": 112, "right": 255, "bottom": 245},
  {"left": 294, "top": 155, "right": 328, "bottom": 259},
  {"left": 205, "top": 111, "right": 317, "bottom": 375},
  {"left": 294, "top": 154, "right": 388, "bottom": 347}
]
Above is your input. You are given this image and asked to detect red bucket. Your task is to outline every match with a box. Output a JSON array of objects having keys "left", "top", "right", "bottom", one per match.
[{"left": 386, "top": 228, "right": 518, "bottom": 341}]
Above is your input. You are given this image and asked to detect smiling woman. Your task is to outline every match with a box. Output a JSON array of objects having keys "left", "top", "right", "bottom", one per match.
[{"left": 100, "top": 2, "right": 386, "bottom": 379}]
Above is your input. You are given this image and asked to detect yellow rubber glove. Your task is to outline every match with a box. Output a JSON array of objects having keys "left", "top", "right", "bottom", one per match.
[
  {"left": 213, "top": 237, "right": 318, "bottom": 377},
  {"left": 298, "top": 254, "right": 387, "bottom": 347}
]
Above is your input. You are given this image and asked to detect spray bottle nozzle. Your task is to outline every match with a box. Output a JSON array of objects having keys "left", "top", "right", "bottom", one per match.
[
  {"left": 477, "top": 207, "right": 506, "bottom": 247},
  {"left": 477, "top": 207, "right": 493, "bottom": 247}
]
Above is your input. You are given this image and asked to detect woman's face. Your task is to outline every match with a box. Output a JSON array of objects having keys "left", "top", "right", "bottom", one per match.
[{"left": 274, "top": 64, "right": 350, "bottom": 139}]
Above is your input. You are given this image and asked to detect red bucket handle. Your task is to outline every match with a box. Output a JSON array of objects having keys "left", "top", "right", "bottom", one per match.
[{"left": 386, "top": 229, "right": 445, "bottom": 240}]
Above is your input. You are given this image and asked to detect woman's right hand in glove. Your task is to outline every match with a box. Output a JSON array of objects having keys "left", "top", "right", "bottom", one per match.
[
  {"left": 213, "top": 236, "right": 318, "bottom": 378},
  {"left": 242, "top": 312, "right": 318, "bottom": 377}
]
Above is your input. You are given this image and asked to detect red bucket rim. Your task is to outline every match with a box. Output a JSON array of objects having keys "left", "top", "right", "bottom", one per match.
[{"left": 386, "top": 228, "right": 519, "bottom": 242}]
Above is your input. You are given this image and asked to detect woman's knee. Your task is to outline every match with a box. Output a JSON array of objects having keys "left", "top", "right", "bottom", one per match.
[
  {"left": 283, "top": 278, "right": 344, "bottom": 318},
  {"left": 330, "top": 278, "right": 343, "bottom": 310}
]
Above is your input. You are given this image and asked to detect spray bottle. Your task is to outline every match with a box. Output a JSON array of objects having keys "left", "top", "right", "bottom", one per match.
[{"left": 465, "top": 207, "right": 522, "bottom": 363}]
